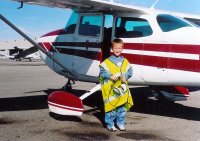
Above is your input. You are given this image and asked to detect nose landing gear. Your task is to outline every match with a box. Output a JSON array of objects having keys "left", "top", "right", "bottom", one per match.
[{"left": 63, "top": 79, "right": 76, "bottom": 91}]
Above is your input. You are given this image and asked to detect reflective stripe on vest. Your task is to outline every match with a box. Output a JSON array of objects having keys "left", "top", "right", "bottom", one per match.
[{"left": 99, "top": 58, "right": 133, "bottom": 112}]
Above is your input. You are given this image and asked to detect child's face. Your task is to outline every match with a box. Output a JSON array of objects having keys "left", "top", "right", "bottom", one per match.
[{"left": 112, "top": 43, "right": 123, "bottom": 57}]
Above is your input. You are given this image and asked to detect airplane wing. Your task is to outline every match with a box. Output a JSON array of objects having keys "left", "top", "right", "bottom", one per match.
[
  {"left": 11, "top": 0, "right": 200, "bottom": 25},
  {"left": 11, "top": 0, "right": 148, "bottom": 14},
  {"left": 14, "top": 46, "right": 38, "bottom": 60}
]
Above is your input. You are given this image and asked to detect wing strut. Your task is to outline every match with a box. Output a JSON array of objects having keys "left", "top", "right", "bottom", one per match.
[
  {"left": 0, "top": 14, "right": 76, "bottom": 79},
  {"left": 0, "top": 14, "right": 99, "bottom": 83}
]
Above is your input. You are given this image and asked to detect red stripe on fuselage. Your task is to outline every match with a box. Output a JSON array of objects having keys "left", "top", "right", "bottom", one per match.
[
  {"left": 124, "top": 54, "right": 200, "bottom": 72},
  {"left": 43, "top": 42, "right": 56, "bottom": 52},
  {"left": 38, "top": 42, "right": 46, "bottom": 51},
  {"left": 51, "top": 42, "right": 200, "bottom": 55},
  {"left": 39, "top": 41, "right": 200, "bottom": 72},
  {"left": 124, "top": 43, "right": 200, "bottom": 54},
  {"left": 41, "top": 29, "right": 65, "bottom": 37},
  {"left": 52, "top": 42, "right": 101, "bottom": 48},
  {"left": 56, "top": 47, "right": 102, "bottom": 60}
]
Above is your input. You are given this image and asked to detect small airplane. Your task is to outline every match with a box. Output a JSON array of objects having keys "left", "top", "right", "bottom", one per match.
[
  {"left": 3, "top": 46, "right": 40, "bottom": 61},
  {"left": 13, "top": 46, "right": 40, "bottom": 61},
  {"left": 14, "top": 53, "right": 40, "bottom": 62},
  {"left": 2, "top": 0, "right": 200, "bottom": 116}
]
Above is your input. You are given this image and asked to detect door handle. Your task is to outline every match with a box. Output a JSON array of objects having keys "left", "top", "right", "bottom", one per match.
[{"left": 85, "top": 40, "right": 90, "bottom": 50}]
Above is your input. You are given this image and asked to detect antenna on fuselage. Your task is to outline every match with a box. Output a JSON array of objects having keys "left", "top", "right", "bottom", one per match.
[
  {"left": 150, "top": 0, "right": 159, "bottom": 9},
  {"left": 17, "top": 1, "right": 24, "bottom": 9}
]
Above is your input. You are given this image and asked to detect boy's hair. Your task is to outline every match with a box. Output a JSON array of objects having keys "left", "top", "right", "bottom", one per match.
[{"left": 111, "top": 38, "right": 124, "bottom": 48}]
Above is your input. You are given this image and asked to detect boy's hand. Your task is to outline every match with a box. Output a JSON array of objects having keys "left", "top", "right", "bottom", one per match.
[
  {"left": 110, "top": 74, "right": 119, "bottom": 81},
  {"left": 122, "top": 76, "right": 127, "bottom": 83}
]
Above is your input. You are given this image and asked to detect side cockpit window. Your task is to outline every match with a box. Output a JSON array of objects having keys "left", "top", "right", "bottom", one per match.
[
  {"left": 157, "top": 14, "right": 192, "bottom": 32},
  {"left": 115, "top": 17, "right": 153, "bottom": 38},
  {"left": 64, "top": 12, "right": 79, "bottom": 34},
  {"left": 79, "top": 15, "right": 102, "bottom": 37}
]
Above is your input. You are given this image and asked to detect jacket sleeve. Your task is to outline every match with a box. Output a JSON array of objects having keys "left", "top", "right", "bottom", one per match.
[
  {"left": 124, "top": 62, "right": 133, "bottom": 80},
  {"left": 99, "top": 66, "right": 111, "bottom": 80}
]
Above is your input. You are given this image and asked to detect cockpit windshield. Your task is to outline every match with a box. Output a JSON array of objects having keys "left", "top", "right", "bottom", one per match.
[{"left": 157, "top": 14, "right": 192, "bottom": 32}]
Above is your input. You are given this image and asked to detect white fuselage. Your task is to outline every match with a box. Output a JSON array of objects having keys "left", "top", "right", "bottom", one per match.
[{"left": 38, "top": 11, "right": 200, "bottom": 86}]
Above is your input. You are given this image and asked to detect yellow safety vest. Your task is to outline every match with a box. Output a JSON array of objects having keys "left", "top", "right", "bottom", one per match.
[{"left": 99, "top": 58, "right": 134, "bottom": 112}]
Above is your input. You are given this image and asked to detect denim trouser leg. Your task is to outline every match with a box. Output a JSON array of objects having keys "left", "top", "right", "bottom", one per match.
[
  {"left": 116, "top": 106, "right": 126, "bottom": 126},
  {"left": 105, "top": 110, "right": 116, "bottom": 128}
]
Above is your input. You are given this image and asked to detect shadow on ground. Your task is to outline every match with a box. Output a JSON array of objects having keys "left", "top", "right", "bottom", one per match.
[
  {"left": 1, "top": 86, "right": 200, "bottom": 122},
  {"left": 0, "top": 95, "right": 48, "bottom": 111},
  {"left": 129, "top": 87, "right": 200, "bottom": 121},
  {"left": 80, "top": 86, "right": 200, "bottom": 122},
  {"left": 49, "top": 112, "right": 82, "bottom": 122}
]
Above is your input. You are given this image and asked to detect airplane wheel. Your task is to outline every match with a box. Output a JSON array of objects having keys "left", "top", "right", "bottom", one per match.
[{"left": 156, "top": 93, "right": 175, "bottom": 103}]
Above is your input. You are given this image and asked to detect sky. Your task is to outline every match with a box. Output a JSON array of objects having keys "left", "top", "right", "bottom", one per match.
[{"left": 1, "top": 0, "right": 200, "bottom": 41}]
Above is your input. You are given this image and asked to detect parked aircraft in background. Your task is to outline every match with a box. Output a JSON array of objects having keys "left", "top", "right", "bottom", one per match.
[
  {"left": 2, "top": 46, "right": 40, "bottom": 61},
  {"left": 13, "top": 46, "right": 40, "bottom": 61}
]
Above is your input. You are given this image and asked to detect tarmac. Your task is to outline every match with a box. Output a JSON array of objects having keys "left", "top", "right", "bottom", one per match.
[{"left": 1, "top": 59, "right": 200, "bottom": 141}]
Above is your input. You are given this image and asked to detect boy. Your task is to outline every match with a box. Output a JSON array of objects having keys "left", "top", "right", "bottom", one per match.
[{"left": 99, "top": 38, "right": 133, "bottom": 131}]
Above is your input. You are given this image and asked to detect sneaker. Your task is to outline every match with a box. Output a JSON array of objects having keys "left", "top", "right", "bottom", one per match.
[
  {"left": 118, "top": 125, "right": 126, "bottom": 131},
  {"left": 107, "top": 126, "right": 117, "bottom": 131}
]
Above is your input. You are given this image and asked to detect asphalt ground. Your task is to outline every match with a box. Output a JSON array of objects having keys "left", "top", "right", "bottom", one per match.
[{"left": 1, "top": 59, "right": 200, "bottom": 141}]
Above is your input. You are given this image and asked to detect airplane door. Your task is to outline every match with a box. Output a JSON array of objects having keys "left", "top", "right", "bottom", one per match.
[
  {"left": 113, "top": 15, "right": 169, "bottom": 83},
  {"left": 71, "top": 13, "right": 103, "bottom": 76}
]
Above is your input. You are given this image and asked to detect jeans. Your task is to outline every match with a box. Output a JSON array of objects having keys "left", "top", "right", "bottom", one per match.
[{"left": 105, "top": 106, "right": 126, "bottom": 128}]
